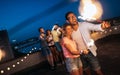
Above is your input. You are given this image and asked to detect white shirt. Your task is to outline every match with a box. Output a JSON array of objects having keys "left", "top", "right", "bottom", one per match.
[
  {"left": 51, "top": 30, "right": 61, "bottom": 42},
  {"left": 72, "top": 27, "right": 87, "bottom": 51},
  {"left": 72, "top": 22, "right": 103, "bottom": 56}
]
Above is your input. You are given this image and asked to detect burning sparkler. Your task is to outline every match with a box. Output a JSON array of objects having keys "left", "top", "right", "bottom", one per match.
[{"left": 78, "top": 0, "right": 103, "bottom": 21}]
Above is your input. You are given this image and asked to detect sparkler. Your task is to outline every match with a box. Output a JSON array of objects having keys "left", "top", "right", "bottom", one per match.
[{"left": 78, "top": 0, "right": 103, "bottom": 21}]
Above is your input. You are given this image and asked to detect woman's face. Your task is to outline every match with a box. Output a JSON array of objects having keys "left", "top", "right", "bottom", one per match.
[
  {"left": 40, "top": 28, "right": 44, "bottom": 33},
  {"left": 47, "top": 30, "right": 51, "bottom": 35},
  {"left": 65, "top": 25, "right": 73, "bottom": 36}
]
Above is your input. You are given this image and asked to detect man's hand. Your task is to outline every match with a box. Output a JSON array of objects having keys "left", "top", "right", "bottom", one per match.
[
  {"left": 101, "top": 21, "right": 111, "bottom": 29},
  {"left": 83, "top": 49, "right": 89, "bottom": 55}
]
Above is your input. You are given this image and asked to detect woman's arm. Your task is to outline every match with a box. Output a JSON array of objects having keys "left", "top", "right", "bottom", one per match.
[{"left": 64, "top": 43, "right": 80, "bottom": 55}]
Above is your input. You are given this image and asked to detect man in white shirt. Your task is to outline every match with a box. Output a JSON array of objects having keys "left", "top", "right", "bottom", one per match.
[{"left": 65, "top": 11, "right": 110, "bottom": 75}]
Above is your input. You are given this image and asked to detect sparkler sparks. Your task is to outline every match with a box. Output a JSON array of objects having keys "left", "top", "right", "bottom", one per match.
[{"left": 79, "top": 0, "right": 103, "bottom": 21}]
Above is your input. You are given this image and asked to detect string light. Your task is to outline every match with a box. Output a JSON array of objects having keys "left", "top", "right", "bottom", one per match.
[
  {"left": 27, "top": 54, "right": 30, "bottom": 56},
  {"left": 12, "top": 64, "right": 15, "bottom": 68},
  {"left": 34, "top": 47, "right": 37, "bottom": 50},
  {"left": 32, "top": 48, "right": 34, "bottom": 51},
  {"left": 114, "top": 27, "right": 117, "bottom": 30},
  {"left": 0, "top": 49, "right": 34, "bottom": 74},
  {"left": 1, "top": 70, "right": 4, "bottom": 74},
  {"left": 29, "top": 51, "right": 32, "bottom": 53},
  {"left": 17, "top": 62, "right": 20, "bottom": 64},
  {"left": 92, "top": 25, "right": 120, "bottom": 41},
  {"left": 109, "top": 29, "right": 112, "bottom": 32},
  {"left": 7, "top": 67, "right": 10, "bottom": 70},
  {"left": 21, "top": 59, "right": 23, "bottom": 61},
  {"left": 24, "top": 56, "right": 27, "bottom": 59}
]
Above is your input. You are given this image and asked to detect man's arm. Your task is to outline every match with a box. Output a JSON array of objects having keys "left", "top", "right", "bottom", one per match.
[
  {"left": 101, "top": 21, "right": 111, "bottom": 29},
  {"left": 86, "top": 21, "right": 110, "bottom": 31}
]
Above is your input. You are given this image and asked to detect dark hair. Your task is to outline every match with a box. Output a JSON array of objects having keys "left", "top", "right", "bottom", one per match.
[
  {"left": 46, "top": 30, "right": 51, "bottom": 36},
  {"left": 62, "top": 23, "right": 72, "bottom": 31},
  {"left": 54, "top": 24, "right": 59, "bottom": 26},
  {"left": 65, "top": 11, "right": 74, "bottom": 20},
  {"left": 38, "top": 27, "right": 43, "bottom": 32}
]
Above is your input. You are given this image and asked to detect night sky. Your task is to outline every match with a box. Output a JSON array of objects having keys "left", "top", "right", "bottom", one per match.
[{"left": 0, "top": 0, "right": 120, "bottom": 42}]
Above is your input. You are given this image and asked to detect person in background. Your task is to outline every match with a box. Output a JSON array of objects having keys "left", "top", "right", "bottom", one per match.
[
  {"left": 65, "top": 11, "right": 110, "bottom": 75},
  {"left": 46, "top": 30, "right": 59, "bottom": 67},
  {"left": 38, "top": 27, "right": 55, "bottom": 70},
  {"left": 61, "top": 23, "right": 83, "bottom": 75},
  {"left": 51, "top": 24, "right": 65, "bottom": 65}
]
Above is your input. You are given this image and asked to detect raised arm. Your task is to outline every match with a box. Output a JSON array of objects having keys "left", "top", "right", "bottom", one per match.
[
  {"left": 86, "top": 21, "right": 110, "bottom": 31},
  {"left": 101, "top": 21, "right": 111, "bottom": 29}
]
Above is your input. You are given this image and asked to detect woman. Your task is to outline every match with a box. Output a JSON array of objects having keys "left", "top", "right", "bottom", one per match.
[
  {"left": 46, "top": 30, "right": 59, "bottom": 66},
  {"left": 39, "top": 27, "right": 54, "bottom": 70},
  {"left": 61, "top": 24, "right": 83, "bottom": 75}
]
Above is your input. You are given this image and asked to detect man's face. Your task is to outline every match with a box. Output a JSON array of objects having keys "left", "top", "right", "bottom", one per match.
[
  {"left": 67, "top": 13, "right": 78, "bottom": 25},
  {"left": 54, "top": 25, "right": 58, "bottom": 30}
]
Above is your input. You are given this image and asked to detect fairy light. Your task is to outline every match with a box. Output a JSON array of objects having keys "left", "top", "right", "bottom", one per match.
[
  {"left": 21, "top": 59, "right": 24, "bottom": 62},
  {"left": 32, "top": 48, "right": 34, "bottom": 51},
  {"left": 34, "top": 47, "right": 37, "bottom": 50},
  {"left": 109, "top": 29, "right": 112, "bottom": 32},
  {"left": 114, "top": 27, "right": 117, "bottom": 30},
  {"left": 0, "top": 49, "right": 34, "bottom": 74},
  {"left": 1, "top": 70, "right": 4, "bottom": 74},
  {"left": 29, "top": 51, "right": 32, "bottom": 53},
  {"left": 7, "top": 67, "right": 10, "bottom": 71},
  {"left": 12, "top": 65, "right": 15, "bottom": 68},
  {"left": 27, "top": 54, "right": 30, "bottom": 56},
  {"left": 17, "top": 62, "right": 20, "bottom": 64},
  {"left": 24, "top": 56, "right": 27, "bottom": 59}
]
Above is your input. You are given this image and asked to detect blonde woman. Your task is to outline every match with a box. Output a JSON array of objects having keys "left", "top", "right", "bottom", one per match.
[{"left": 61, "top": 24, "right": 83, "bottom": 75}]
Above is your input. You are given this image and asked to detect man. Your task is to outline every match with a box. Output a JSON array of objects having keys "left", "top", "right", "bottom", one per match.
[{"left": 65, "top": 11, "right": 110, "bottom": 75}]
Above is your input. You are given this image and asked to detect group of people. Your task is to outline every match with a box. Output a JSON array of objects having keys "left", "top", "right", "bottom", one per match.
[
  {"left": 38, "top": 24, "right": 65, "bottom": 70},
  {"left": 38, "top": 11, "right": 110, "bottom": 75}
]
